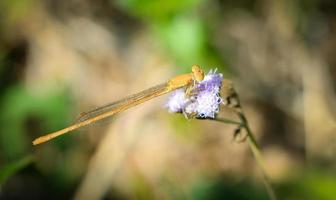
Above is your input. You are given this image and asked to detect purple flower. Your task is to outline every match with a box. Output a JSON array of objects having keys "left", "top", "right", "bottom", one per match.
[
  {"left": 166, "top": 88, "right": 188, "bottom": 113},
  {"left": 166, "top": 69, "right": 223, "bottom": 118}
]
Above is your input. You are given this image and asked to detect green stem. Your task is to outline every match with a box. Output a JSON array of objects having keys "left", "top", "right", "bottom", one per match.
[
  {"left": 215, "top": 114, "right": 277, "bottom": 200},
  {"left": 206, "top": 117, "right": 241, "bottom": 125}
]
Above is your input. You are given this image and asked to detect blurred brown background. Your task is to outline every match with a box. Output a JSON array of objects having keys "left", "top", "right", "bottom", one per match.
[{"left": 0, "top": 0, "right": 335, "bottom": 199}]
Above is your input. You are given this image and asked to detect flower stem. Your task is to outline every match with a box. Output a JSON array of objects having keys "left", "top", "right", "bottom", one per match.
[
  {"left": 203, "top": 117, "right": 241, "bottom": 125},
  {"left": 214, "top": 113, "right": 277, "bottom": 200},
  {"left": 237, "top": 112, "right": 277, "bottom": 200}
]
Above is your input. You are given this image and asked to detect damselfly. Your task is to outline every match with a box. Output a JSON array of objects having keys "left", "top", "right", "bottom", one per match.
[{"left": 32, "top": 65, "right": 205, "bottom": 145}]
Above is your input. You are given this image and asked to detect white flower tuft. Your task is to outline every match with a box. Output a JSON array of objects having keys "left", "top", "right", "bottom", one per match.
[{"left": 165, "top": 88, "right": 188, "bottom": 113}]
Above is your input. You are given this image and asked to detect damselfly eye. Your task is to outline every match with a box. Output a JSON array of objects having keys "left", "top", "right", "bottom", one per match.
[{"left": 191, "top": 65, "right": 205, "bottom": 82}]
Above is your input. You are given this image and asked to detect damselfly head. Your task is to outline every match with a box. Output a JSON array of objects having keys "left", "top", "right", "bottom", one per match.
[{"left": 191, "top": 65, "right": 205, "bottom": 82}]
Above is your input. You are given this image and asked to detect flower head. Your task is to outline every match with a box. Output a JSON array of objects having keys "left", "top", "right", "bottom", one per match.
[
  {"left": 165, "top": 69, "right": 223, "bottom": 118},
  {"left": 166, "top": 88, "right": 188, "bottom": 113}
]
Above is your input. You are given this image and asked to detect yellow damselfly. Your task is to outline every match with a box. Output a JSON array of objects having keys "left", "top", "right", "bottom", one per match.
[{"left": 32, "top": 65, "right": 205, "bottom": 145}]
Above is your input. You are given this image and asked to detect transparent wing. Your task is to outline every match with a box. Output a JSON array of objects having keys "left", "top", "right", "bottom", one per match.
[
  {"left": 32, "top": 82, "right": 170, "bottom": 145},
  {"left": 77, "top": 82, "right": 169, "bottom": 122}
]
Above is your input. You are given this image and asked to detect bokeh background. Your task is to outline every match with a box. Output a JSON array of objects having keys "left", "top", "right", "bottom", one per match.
[{"left": 0, "top": 0, "right": 336, "bottom": 199}]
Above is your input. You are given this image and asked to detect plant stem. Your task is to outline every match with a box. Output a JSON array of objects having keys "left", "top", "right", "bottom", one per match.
[
  {"left": 204, "top": 117, "right": 241, "bottom": 125},
  {"left": 238, "top": 112, "right": 277, "bottom": 200},
  {"left": 214, "top": 113, "right": 277, "bottom": 200}
]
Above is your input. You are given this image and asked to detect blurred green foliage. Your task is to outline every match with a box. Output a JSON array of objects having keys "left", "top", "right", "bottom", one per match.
[
  {"left": 0, "top": 0, "right": 34, "bottom": 30},
  {"left": 116, "top": 0, "right": 203, "bottom": 22},
  {"left": 189, "top": 176, "right": 268, "bottom": 200},
  {"left": 0, "top": 85, "right": 72, "bottom": 161},
  {"left": 0, "top": 155, "right": 33, "bottom": 185},
  {"left": 117, "top": 0, "right": 222, "bottom": 70},
  {"left": 277, "top": 170, "right": 336, "bottom": 200}
]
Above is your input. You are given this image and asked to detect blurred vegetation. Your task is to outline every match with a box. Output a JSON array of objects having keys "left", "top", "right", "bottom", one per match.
[{"left": 0, "top": 0, "right": 336, "bottom": 199}]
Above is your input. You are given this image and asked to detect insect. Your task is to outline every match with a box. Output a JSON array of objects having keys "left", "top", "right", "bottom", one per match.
[{"left": 32, "top": 65, "right": 205, "bottom": 145}]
